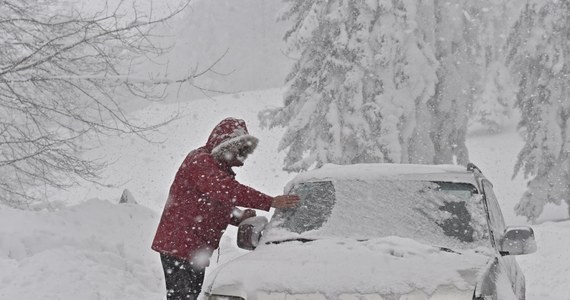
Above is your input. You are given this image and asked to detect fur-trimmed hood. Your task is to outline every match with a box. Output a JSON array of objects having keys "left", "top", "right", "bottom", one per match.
[{"left": 206, "top": 118, "right": 258, "bottom": 159}]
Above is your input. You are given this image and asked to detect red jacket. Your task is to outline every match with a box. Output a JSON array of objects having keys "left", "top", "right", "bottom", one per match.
[{"left": 151, "top": 118, "right": 273, "bottom": 262}]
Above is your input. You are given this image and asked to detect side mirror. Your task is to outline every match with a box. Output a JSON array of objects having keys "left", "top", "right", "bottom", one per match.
[
  {"left": 499, "top": 226, "right": 537, "bottom": 256},
  {"left": 237, "top": 216, "right": 268, "bottom": 250}
]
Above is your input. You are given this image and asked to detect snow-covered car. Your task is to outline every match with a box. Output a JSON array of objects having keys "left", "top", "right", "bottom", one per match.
[{"left": 204, "top": 163, "right": 537, "bottom": 300}]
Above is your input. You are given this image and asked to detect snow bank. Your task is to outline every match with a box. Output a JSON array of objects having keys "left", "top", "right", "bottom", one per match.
[{"left": 0, "top": 200, "right": 164, "bottom": 300}]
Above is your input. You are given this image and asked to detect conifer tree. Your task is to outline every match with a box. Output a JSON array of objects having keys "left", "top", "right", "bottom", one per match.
[
  {"left": 471, "top": 0, "right": 517, "bottom": 132},
  {"left": 428, "top": 0, "right": 494, "bottom": 165},
  {"left": 507, "top": 0, "right": 570, "bottom": 221},
  {"left": 261, "top": 0, "right": 439, "bottom": 171},
  {"left": 264, "top": 0, "right": 503, "bottom": 172}
]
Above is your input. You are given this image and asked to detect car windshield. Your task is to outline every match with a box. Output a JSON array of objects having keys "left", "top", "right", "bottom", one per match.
[{"left": 267, "top": 179, "right": 491, "bottom": 250}]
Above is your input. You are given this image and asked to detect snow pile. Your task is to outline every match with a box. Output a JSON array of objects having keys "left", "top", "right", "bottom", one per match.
[{"left": 0, "top": 200, "right": 164, "bottom": 300}]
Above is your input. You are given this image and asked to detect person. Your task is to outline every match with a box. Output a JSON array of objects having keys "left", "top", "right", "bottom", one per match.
[{"left": 151, "top": 117, "right": 300, "bottom": 300}]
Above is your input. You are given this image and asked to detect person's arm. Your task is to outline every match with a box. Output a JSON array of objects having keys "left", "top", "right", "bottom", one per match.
[{"left": 187, "top": 153, "right": 273, "bottom": 211}]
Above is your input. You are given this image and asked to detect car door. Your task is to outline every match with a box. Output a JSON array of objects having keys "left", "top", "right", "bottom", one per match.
[{"left": 481, "top": 180, "right": 525, "bottom": 298}]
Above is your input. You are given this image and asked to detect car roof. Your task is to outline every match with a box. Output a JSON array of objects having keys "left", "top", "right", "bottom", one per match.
[{"left": 285, "top": 163, "right": 481, "bottom": 192}]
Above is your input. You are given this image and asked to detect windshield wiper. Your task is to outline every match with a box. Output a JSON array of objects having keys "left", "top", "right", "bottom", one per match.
[
  {"left": 437, "top": 246, "right": 462, "bottom": 255},
  {"left": 267, "top": 238, "right": 315, "bottom": 245}
]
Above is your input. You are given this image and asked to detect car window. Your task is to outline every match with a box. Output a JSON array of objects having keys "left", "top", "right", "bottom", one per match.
[
  {"left": 268, "top": 179, "right": 491, "bottom": 250},
  {"left": 434, "top": 181, "right": 478, "bottom": 200},
  {"left": 273, "top": 181, "right": 335, "bottom": 234},
  {"left": 482, "top": 180, "right": 506, "bottom": 246},
  {"left": 434, "top": 182, "right": 479, "bottom": 243}
]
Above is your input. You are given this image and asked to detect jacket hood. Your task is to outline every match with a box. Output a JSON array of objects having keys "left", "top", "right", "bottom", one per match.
[{"left": 206, "top": 118, "right": 259, "bottom": 158}]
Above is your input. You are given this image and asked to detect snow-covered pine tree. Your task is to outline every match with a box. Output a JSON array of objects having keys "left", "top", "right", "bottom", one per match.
[
  {"left": 427, "top": 0, "right": 487, "bottom": 165},
  {"left": 261, "top": 0, "right": 438, "bottom": 171},
  {"left": 507, "top": 0, "right": 570, "bottom": 221},
  {"left": 470, "top": 0, "right": 517, "bottom": 133}
]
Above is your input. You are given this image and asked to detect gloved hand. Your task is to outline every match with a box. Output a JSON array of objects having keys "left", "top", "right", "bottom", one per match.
[
  {"left": 241, "top": 209, "right": 257, "bottom": 220},
  {"left": 231, "top": 208, "right": 257, "bottom": 225}
]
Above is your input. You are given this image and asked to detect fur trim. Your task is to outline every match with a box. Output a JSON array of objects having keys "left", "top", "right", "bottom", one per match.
[{"left": 211, "top": 135, "right": 259, "bottom": 159}]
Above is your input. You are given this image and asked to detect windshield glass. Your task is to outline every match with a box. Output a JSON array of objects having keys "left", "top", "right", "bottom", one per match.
[{"left": 267, "top": 179, "right": 491, "bottom": 250}]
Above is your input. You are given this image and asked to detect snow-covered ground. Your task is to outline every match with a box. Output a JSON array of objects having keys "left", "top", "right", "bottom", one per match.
[{"left": 1, "top": 88, "right": 569, "bottom": 299}]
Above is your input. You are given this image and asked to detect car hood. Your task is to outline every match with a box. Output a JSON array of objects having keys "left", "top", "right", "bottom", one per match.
[{"left": 205, "top": 236, "right": 493, "bottom": 299}]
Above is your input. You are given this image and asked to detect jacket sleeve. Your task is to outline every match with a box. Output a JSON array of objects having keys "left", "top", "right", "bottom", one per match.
[
  {"left": 229, "top": 208, "right": 242, "bottom": 226},
  {"left": 186, "top": 153, "right": 273, "bottom": 211}
]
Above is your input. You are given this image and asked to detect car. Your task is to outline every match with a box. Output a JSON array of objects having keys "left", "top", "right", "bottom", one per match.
[{"left": 203, "top": 163, "right": 537, "bottom": 300}]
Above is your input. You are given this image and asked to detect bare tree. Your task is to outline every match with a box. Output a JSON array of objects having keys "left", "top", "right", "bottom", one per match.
[{"left": 0, "top": 0, "right": 206, "bottom": 209}]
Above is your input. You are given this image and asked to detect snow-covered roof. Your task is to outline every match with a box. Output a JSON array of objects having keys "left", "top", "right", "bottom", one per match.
[{"left": 285, "top": 163, "right": 480, "bottom": 192}]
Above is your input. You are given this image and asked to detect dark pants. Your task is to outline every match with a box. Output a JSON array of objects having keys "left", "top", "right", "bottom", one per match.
[{"left": 160, "top": 254, "right": 206, "bottom": 300}]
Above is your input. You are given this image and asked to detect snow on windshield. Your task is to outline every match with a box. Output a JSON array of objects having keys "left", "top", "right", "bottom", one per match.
[{"left": 268, "top": 179, "right": 491, "bottom": 250}]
